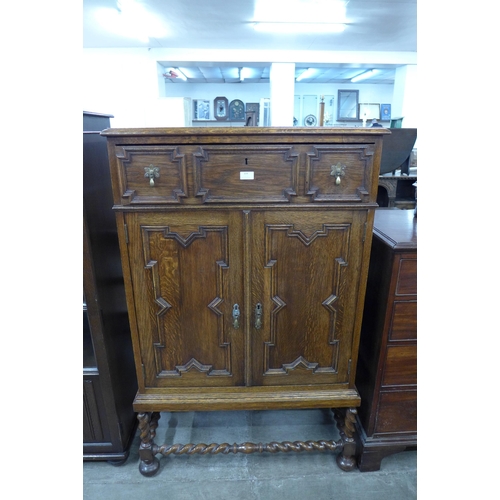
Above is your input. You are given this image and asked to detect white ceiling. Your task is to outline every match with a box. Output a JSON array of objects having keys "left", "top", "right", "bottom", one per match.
[{"left": 83, "top": 0, "right": 417, "bottom": 84}]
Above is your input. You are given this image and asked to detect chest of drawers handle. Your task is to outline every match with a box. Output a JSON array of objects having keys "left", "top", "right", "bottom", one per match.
[
  {"left": 144, "top": 165, "right": 160, "bottom": 187},
  {"left": 330, "top": 163, "right": 346, "bottom": 185}
]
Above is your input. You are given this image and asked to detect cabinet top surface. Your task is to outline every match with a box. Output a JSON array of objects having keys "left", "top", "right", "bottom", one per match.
[
  {"left": 101, "top": 126, "right": 391, "bottom": 138},
  {"left": 373, "top": 208, "right": 417, "bottom": 250}
]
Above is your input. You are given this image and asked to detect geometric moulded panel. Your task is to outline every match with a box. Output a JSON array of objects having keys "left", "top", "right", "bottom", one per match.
[
  {"left": 305, "top": 145, "right": 374, "bottom": 203},
  {"left": 262, "top": 222, "right": 350, "bottom": 379},
  {"left": 193, "top": 145, "right": 299, "bottom": 203},
  {"left": 141, "top": 225, "right": 232, "bottom": 380},
  {"left": 115, "top": 145, "right": 188, "bottom": 204}
]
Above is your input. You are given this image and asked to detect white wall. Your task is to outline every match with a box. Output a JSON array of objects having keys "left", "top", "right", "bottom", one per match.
[
  {"left": 82, "top": 48, "right": 160, "bottom": 127},
  {"left": 269, "top": 62, "right": 296, "bottom": 126},
  {"left": 165, "top": 83, "right": 268, "bottom": 108},
  {"left": 392, "top": 65, "right": 417, "bottom": 128},
  {"left": 82, "top": 48, "right": 402, "bottom": 128}
]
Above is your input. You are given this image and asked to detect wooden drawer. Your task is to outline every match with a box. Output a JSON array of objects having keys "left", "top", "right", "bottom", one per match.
[
  {"left": 193, "top": 144, "right": 299, "bottom": 203},
  {"left": 389, "top": 301, "right": 417, "bottom": 340},
  {"left": 395, "top": 258, "right": 417, "bottom": 295},
  {"left": 374, "top": 390, "right": 417, "bottom": 435},
  {"left": 114, "top": 145, "right": 188, "bottom": 204},
  {"left": 112, "top": 141, "right": 379, "bottom": 205},
  {"left": 305, "top": 144, "right": 375, "bottom": 202},
  {"left": 382, "top": 345, "right": 417, "bottom": 386}
]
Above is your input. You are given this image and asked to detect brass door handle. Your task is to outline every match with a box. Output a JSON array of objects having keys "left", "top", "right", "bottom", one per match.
[
  {"left": 232, "top": 304, "right": 241, "bottom": 329},
  {"left": 254, "top": 303, "right": 262, "bottom": 330}
]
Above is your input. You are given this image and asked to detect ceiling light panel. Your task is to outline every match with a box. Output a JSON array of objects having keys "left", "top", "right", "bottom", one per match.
[
  {"left": 296, "top": 68, "right": 320, "bottom": 81},
  {"left": 199, "top": 67, "right": 223, "bottom": 82},
  {"left": 221, "top": 67, "right": 240, "bottom": 81},
  {"left": 253, "top": 22, "right": 345, "bottom": 33},
  {"left": 254, "top": 0, "right": 347, "bottom": 23},
  {"left": 162, "top": 66, "right": 395, "bottom": 84},
  {"left": 176, "top": 67, "right": 202, "bottom": 79},
  {"left": 240, "top": 67, "right": 253, "bottom": 81},
  {"left": 96, "top": 0, "right": 168, "bottom": 43}
]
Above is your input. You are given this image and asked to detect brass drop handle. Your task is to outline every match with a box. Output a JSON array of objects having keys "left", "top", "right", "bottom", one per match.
[
  {"left": 232, "top": 304, "right": 241, "bottom": 329},
  {"left": 254, "top": 303, "right": 262, "bottom": 330},
  {"left": 144, "top": 165, "right": 160, "bottom": 186},
  {"left": 330, "top": 163, "right": 346, "bottom": 185}
]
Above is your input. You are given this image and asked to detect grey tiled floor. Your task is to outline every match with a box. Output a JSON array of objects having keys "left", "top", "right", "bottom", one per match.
[{"left": 83, "top": 409, "right": 416, "bottom": 499}]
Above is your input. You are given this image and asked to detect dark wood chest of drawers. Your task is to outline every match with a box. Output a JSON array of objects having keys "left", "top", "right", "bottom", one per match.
[
  {"left": 355, "top": 208, "right": 417, "bottom": 471},
  {"left": 103, "top": 126, "right": 389, "bottom": 476}
]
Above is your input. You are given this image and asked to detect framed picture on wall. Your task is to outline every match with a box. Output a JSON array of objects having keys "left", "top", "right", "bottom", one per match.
[
  {"left": 358, "top": 103, "right": 380, "bottom": 120},
  {"left": 380, "top": 104, "right": 391, "bottom": 121},
  {"left": 229, "top": 99, "right": 245, "bottom": 121},
  {"left": 193, "top": 99, "right": 210, "bottom": 120},
  {"left": 246, "top": 103, "right": 260, "bottom": 124},
  {"left": 214, "top": 96, "right": 229, "bottom": 120}
]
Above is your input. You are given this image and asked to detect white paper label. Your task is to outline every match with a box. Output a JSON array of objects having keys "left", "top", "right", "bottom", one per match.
[{"left": 240, "top": 171, "right": 254, "bottom": 180}]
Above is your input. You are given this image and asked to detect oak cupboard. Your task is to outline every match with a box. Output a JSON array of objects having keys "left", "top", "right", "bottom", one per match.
[{"left": 102, "top": 126, "right": 388, "bottom": 476}]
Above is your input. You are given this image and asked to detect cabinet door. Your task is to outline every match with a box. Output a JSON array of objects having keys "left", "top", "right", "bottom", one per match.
[
  {"left": 250, "top": 210, "right": 367, "bottom": 387},
  {"left": 126, "top": 211, "right": 245, "bottom": 388}
]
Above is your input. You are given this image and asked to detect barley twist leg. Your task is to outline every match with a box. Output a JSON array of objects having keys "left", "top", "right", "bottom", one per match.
[
  {"left": 149, "top": 411, "right": 161, "bottom": 439},
  {"left": 335, "top": 407, "right": 358, "bottom": 471},
  {"left": 137, "top": 412, "right": 160, "bottom": 477}
]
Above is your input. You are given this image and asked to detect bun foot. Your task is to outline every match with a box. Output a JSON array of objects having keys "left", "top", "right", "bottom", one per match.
[
  {"left": 139, "top": 457, "right": 160, "bottom": 477},
  {"left": 336, "top": 452, "right": 356, "bottom": 471}
]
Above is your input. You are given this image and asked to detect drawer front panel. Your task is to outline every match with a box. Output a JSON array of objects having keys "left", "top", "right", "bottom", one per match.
[
  {"left": 305, "top": 144, "right": 375, "bottom": 202},
  {"left": 115, "top": 146, "right": 188, "bottom": 204},
  {"left": 374, "top": 390, "right": 417, "bottom": 435},
  {"left": 396, "top": 258, "right": 417, "bottom": 295},
  {"left": 389, "top": 301, "right": 417, "bottom": 340},
  {"left": 382, "top": 345, "right": 417, "bottom": 386},
  {"left": 194, "top": 145, "right": 299, "bottom": 203}
]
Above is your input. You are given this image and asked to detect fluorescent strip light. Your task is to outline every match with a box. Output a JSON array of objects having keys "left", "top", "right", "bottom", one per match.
[
  {"left": 253, "top": 22, "right": 346, "bottom": 33},
  {"left": 175, "top": 68, "right": 187, "bottom": 81},
  {"left": 296, "top": 68, "right": 317, "bottom": 82},
  {"left": 239, "top": 68, "right": 252, "bottom": 82},
  {"left": 351, "top": 69, "right": 380, "bottom": 83}
]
